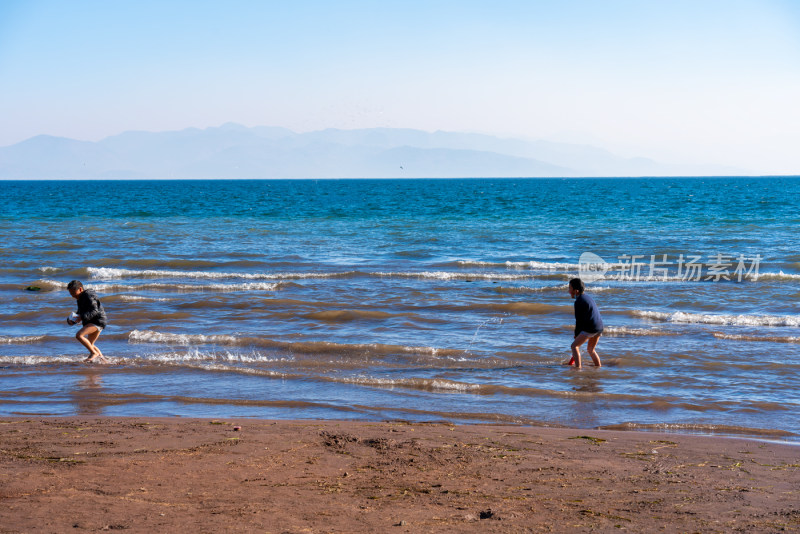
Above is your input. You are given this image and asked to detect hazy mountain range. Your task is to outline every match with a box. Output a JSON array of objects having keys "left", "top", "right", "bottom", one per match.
[{"left": 0, "top": 123, "right": 746, "bottom": 179}]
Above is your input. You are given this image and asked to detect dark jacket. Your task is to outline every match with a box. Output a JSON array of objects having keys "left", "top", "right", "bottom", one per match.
[
  {"left": 574, "top": 293, "right": 603, "bottom": 336},
  {"left": 77, "top": 289, "right": 107, "bottom": 328}
]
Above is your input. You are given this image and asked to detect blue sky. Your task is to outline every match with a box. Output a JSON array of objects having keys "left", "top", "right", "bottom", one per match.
[{"left": 1, "top": 0, "right": 799, "bottom": 173}]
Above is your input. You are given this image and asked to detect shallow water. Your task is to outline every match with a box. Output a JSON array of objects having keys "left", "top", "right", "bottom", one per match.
[{"left": 2, "top": 178, "right": 799, "bottom": 440}]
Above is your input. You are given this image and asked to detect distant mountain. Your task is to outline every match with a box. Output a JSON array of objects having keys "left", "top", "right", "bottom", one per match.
[{"left": 0, "top": 123, "right": 746, "bottom": 179}]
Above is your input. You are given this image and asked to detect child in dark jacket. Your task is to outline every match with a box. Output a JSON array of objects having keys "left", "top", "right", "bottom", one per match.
[
  {"left": 565, "top": 278, "right": 603, "bottom": 368},
  {"left": 67, "top": 280, "right": 109, "bottom": 363}
]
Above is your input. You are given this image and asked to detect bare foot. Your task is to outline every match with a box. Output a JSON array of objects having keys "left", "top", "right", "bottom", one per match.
[{"left": 84, "top": 353, "right": 109, "bottom": 364}]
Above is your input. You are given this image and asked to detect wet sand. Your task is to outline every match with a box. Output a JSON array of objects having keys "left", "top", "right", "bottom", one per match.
[{"left": 1, "top": 418, "right": 798, "bottom": 533}]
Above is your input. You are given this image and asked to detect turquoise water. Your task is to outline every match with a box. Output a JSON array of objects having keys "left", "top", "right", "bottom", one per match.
[{"left": 2, "top": 177, "right": 799, "bottom": 440}]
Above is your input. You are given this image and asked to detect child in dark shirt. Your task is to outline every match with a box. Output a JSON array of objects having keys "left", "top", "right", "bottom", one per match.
[
  {"left": 565, "top": 278, "right": 603, "bottom": 368},
  {"left": 67, "top": 280, "right": 109, "bottom": 363}
]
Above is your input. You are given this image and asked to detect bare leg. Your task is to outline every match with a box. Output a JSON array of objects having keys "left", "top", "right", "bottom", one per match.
[
  {"left": 586, "top": 334, "right": 602, "bottom": 367},
  {"left": 86, "top": 329, "right": 109, "bottom": 363},
  {"left": 570, "top": 333, "right": 593, "bottom": 369},
  {"left": 76, "top": 325, "right": 107, "bottom": 363}
]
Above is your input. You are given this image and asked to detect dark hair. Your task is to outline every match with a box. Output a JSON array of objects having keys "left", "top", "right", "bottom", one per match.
[
  {"left": 569, "top": 278, "right": 585, "bottom": 294},
  {"left": 67, "top": 280, "right": 83, "bottom": 291}
]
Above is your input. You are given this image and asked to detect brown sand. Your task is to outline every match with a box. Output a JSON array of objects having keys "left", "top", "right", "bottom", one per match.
[{"left": 1, "top": 418, "right": 798, "bottom": 533}]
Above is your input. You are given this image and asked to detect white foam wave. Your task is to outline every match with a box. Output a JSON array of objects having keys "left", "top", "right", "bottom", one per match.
[
  {"left": 509, "top": 260, "right": 581, "bottom": 270},
  {"left": 496, "top": 284, "right": 612, "bottom": 294},
  {"left": 634, "top": 310, "right": 800, "bottom": 327},
  {"left": 712, "top": 333, "right": 800, "bottom": 343},
  {"left": 348, "top": 376, "right": 481, "bottom": 392},
  {"left": 32, "top": 279, "right": 67, "bottom": 290},
  {"left": 88, "top": 267, "right": 352, "bottom": 281},
  {"left": 759, "top": 271, "right": 800, "bottom": 281},
  {"left": 0, "top": 355, "right": 77, "bottom": 364},
  {"left": 594, "top": 274, "right": 687, "bottom": 282},
  {"left": 457, "top": 260, "right": 580, "bottom": 270},
  {"left": 603, "top": 327, "right": 676, "bottom": 337},
  {"left": 92, "top": 281, "right": 280, "bottom": 292},
  {"left": 129, "top": 330, "right": 455, "bottom": 358},
  {"left": 116, "top": 295, "right": 175, "bottom": 302},
  {"left": 129, "top": 330, "right": 239, "bottom": 345},
  {"left": 193, "top": 363, "right": 289, "bottom": 377},
  {"left": 89, "top": 266, "right": 547, "bottom": 283},
  {"left": 377, "top": 271, "right": 533, "bottom": 281},
  {"left": 0, "top": 335, "right": 46, "bottom": 344},
  {"left": 456, "top": 260, "right": 501, "bottom": 267},
  {"left": 140, "top": 349, "right": 290, "bottom": 364}
]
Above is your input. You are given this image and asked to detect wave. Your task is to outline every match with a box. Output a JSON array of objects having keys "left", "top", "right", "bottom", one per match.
[
  {"left": 0, "top": 388, "right": 562, "bottom": 424},
  {"left": 454, "top": 260, "right": 778, "bottom": 284},
  {"left": 103, "top": 368, "right": 626, "bottom": 401},
  {"left": 485, "top": 302, "right": 570, "bottom": 315},
  {"left": 633, "top": 310, "right": 800, "bottom": 327},
  {"left": 759, "top": 271, "right": 800, "bottom": 281},
  {"left": 131, "top": 349, "right": 293, "bottom": 366},
  {"left": 712, "top": 332, "right": 800, "bottom": 344},
  {"left": 491, "top": 284, "right": 615, "bottom": 295},
  {"left": 302, "top": 310, "right": 401, "bottom": 322},
  {"left": 91, "top": 281, "right": 281, "bottom": 293},
  {"left": 86, "top": 266, "right": 536, "bottom": 283},
  {"left": 333, "top": 376, "right": 667, "bottom": 403},
  {"left": 0, "top": 380, "right": 364, "bottom": 414},
  {"left": 129, "top": 331, "right": 247, "bottom": 346},
  {"left": 347, "top": 376, "right": 482, "bottom": 393},
  {"left": 113, "top": 295, "right": 175, "bottom": 302},
  {"left": 0, "top": 335, "right": 47, "bottom": 344},
  {"left": 27, "top": 279, "right": 66, "bottom": 291},
  {"left": 5, "top": 309, "right": 69, "bottom": 322},
  {"left": 375, "top": 271, "right": 534, "bottom": 281},
  {"left": 603, "top": 326, "right": 678, "bottom": 337},
  {"left": 0, "top": 347, "right": 531, "bottom": 374},
  {"left": 87, "top": 267, "right": 357, "bottom": 281},
  {"left": 457, "top": 260, "right": 581, "bottom": 270},
  {"left": 581, "top": 285, "right": 614, "bottom": 292},
  {"left": 491, "top": 285, "right": 563, "bottom": 294},
  {"left": 0, "top": 355, "right": 80, "bottom": 365},
  {"left": 0, "top": 349, "right": 791, "bottom": 413},
  {"left": 94, "top": 258, "right": 269, "bottom": 270},
  {"left": 597, "top": 422, "right": 797, "bottom": 438},
  {"left": 95, "top": 393, "right": 365, "bottom": 413},
  {"left": 91, "top": 267, "right": 796, "bottom": 284},
  {"left": 127, "top": 330, "right": 465, "bottom": 359}
]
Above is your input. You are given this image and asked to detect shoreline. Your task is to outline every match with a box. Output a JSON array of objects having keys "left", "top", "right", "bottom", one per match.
[
  {"left": 2, "top": 417, "right": 798, "bottom": 532},
  {"left": 7, "top": 408, "right": 800, "bottom": 445}
]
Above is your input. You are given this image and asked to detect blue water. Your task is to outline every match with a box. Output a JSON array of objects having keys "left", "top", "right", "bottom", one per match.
[{"left": 2, "top": 177, "right": 800, "bottom": 441}]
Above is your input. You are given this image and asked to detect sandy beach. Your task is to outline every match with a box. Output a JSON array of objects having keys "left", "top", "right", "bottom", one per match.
[{"left": 0, "top": 418, "right": 798, "bottom": 532}]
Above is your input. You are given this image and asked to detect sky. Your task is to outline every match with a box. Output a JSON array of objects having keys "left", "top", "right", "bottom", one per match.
[{"left": 1, "top": 0, "right": 800, "bottom": 174}]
